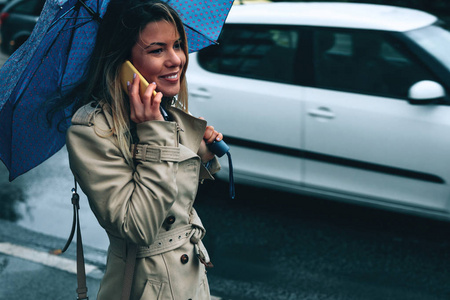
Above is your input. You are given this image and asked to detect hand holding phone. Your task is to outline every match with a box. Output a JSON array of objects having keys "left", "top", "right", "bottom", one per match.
[
  {"left": 120, "top": 60, "right": 156, "bottom": 97},
  {"left": 120, "top": 60, "right": 162, "bottom": 122}
]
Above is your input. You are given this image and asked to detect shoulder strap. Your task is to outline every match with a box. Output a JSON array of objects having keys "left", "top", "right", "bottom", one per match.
[
  {"left": 73, "top": 181, "right": 89, "bottom": 300},
  {"left": 54, "top": 179, "right": 89, "bottom": 299},
  {"left": 120, "top": 242, "right": 137, "bottom": 300},
  {"left": 56, "top": 178, "right": 137, "bottom": 300}
]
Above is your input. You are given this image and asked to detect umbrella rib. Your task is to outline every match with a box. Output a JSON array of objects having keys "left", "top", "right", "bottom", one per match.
[
  {"left": 11, "top": 24, "right": 69, "bottom": 111},
  {"left": 11, "top": 6, "right": 81, "bottom": 111},
  {"left": 56, "top": 9, "right": 88, "bottom": 99},
  {"left": 77, "top": 0, "right": 100, "bottom": 21},
  {"left": 13, "top": 0, "right": 96, "bottom": 111},
  {"left": 183, "top": 23, "right": 219, "bottom": 45},
  {"left": 50, "top": 0, "right": 100, "bottom": 30},
  {"left": 58, "top": 19, "right": 94, "bottom": 32},
  {"left": 61, "top": 16, "right": 93, "bottom": 20},
  {"left": 50, "top": 5, "right": 76, "bottom": 29}
]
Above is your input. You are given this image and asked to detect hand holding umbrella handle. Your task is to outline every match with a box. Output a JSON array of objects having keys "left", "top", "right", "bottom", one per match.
[{"left": 207, "top": 139, "right": 229, "bottom": 158}]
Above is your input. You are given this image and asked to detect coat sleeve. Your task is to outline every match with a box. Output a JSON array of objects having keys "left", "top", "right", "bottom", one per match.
[{"left": 66, "top": 112, "right": 181, "bottom": 246}]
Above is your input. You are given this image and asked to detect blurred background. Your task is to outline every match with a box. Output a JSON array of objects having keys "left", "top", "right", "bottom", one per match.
[{"left": 2, "top": 1, "right": 450, "bottom": 300}]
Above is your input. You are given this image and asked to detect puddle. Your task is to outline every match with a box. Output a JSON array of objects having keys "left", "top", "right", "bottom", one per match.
[{"left": 0, "top": 147, "right": 108, "bottom": 251}]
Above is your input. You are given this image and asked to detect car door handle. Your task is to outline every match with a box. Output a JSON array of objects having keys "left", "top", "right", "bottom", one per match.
[
  {"left": 307, "top": 107, "right": 335, "bottom": 119},
  {"left": 189, "top": 88, "right": 211, "bottom": 99}
]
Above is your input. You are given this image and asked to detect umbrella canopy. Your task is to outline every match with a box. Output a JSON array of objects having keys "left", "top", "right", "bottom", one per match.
[
  {"left": 0, "top": 0, "right": 234, "bottom": 181},
  {"left": 174, "top": 0, "right": 234, "bottom": 52}
]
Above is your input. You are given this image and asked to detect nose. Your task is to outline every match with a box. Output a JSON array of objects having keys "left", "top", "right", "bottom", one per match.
[{"left": 165, "top": 48, "right": 182, "bottom": 67}]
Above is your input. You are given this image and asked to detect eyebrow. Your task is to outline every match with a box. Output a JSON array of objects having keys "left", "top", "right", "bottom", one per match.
[
  {"left": 144, "top": 38, "right": 182, "bottom": 50},
  {"left": 144, "top": 42, "right": 166, "bottom": 49}
]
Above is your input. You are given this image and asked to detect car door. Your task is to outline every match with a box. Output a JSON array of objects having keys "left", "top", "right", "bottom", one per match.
[
  {"left": 187, "top": 25, "right": 305, "bottom": 190},
  {"left": 303, "top": 28, "right": 450, "bottom": 212}
]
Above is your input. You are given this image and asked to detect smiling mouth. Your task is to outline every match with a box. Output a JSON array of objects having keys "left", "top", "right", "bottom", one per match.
[{"left": 161, "top": 73, "right": 178, "bottom": 80}]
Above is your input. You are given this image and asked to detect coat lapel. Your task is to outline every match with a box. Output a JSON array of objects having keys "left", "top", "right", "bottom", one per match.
[{"left": 166, "top": 107, "right": 206, "bottom": 154}]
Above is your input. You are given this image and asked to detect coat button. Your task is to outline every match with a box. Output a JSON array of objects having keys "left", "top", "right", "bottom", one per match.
[
  {"left": 166, "top": 216, "right": 176, "bottom": 225},
  {"left": 164, "top": 215, "right": 176, "bottom": 231},
  {"left": 180, "top": 254, "right": 189, "bottom": 264}
]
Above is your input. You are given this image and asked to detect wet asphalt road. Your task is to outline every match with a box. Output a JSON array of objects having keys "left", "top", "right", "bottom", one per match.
[
  {"left": 2, "top": 159, "right": 450, "bottom": 300},
  {"left": 196, "top": 180, "right": 450, "bottom": 300},
  {"left": 2, "top": 52, "right": 450, "bottom": 299}
]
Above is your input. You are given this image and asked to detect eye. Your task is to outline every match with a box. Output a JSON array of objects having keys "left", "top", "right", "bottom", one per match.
[
  {"left": 174, "top": 40, "right": 183, "bottom": 50},
  {"left": 149, "top": 48, "right": 163, "bottom": 54}
]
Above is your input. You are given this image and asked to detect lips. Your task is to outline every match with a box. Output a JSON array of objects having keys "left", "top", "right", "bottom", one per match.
[{"left": 160, "top": 72, "right": 179, "bottom": 81}]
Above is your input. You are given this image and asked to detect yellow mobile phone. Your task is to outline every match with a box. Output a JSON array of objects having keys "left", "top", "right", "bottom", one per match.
[{"left": 120, "top": 60, "right": 156, "bottom": 96}]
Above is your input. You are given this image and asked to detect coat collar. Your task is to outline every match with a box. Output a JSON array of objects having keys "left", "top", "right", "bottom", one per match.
[
  {"left": 166, "top": 106, "right": 206, "bottom": 154},
  {"left": 96, "top": 100, "right": 206, "bottom": 154}
]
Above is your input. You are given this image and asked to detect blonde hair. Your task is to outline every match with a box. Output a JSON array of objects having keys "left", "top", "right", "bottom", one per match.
[{"left": 82, "top": 0, "right": 189, "bottom": 167}]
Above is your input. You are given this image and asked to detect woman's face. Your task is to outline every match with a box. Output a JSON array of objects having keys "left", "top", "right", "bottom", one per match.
[{"left": 131, "top": 20, "right": 186, "bottom": 98}]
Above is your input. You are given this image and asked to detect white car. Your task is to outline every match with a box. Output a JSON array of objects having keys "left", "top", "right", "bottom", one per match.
[{"left": 187, "top": 2, "right": 450, "bottom": 220}]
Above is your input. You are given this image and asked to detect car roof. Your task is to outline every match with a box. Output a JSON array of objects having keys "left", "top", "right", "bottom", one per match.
[{"left": 227, "top": 2, "right": 438, "bottom": 32}]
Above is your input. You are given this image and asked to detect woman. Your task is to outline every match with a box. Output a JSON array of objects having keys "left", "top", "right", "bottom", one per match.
[{"left": 65, "top": 0, "right": 222, "bottom": 299}]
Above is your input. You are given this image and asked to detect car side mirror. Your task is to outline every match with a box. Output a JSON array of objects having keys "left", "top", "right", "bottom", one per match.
[{"left": 408, "top": 80, "right": 445, "bottom": 105}]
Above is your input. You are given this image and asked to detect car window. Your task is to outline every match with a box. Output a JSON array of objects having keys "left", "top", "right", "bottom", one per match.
[
  {"left": 405, "top": 25, "right": 450, "bottom": 73},
  {"left": 313, "top": 29, "right": 437, "bottom": 98},
  {"left": 198, "top": 25, "right": 299, "bottom": 84}
]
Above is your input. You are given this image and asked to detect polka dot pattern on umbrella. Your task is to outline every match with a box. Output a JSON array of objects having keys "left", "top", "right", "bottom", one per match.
[
  {"left": 168, "top": 0, "right": 234, "bottom": 52},
  {"left": 0, "top": 0, "right": 234, "bottom": 180},
  {"left": 0, "top": 0, "right": 106, "bottom": 180}
]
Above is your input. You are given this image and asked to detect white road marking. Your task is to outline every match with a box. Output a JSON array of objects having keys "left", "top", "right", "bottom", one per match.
[{"left": 0, "top": 242, "right": 99, "bottom": 276}]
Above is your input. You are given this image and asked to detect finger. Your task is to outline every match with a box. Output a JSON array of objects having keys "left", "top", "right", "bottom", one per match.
[
  {"left": 128, "top": 81, "right": 136, "bottom": 122},
  {"left": 206, "top": 129, "right": 220, "bottom": 144},
  {"left": 129, "top": 73, "right": 141, "bottom": 101},
  {"left": 142, "top": 82, "right": 157, "bottom": 102},
  {"left": 150, "top": 92, "right": 164, "bottom": 121},
  {"left": 207, "top": 130, "right": 220, "bottom": 144},
  {"left": 142, "top": 82, "right": 156, "bottom": 118},
  {"left": 215, "top": 132, "right": 223, "bottom": 142},
  {"left": 203, "top": 126, "right": 215, "bottom": 143},
  {"left": 129, "top": 74, "right": 144, "bottom": 122}
]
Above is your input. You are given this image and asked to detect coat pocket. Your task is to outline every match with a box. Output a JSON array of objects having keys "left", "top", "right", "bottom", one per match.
[{"left": 139, "top": 280, "right": 165, "bottom": 300}]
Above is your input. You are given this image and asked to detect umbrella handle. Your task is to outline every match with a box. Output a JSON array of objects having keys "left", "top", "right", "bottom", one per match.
[{"left": 207, "top": 140, "right": 235, "bottom": 199}]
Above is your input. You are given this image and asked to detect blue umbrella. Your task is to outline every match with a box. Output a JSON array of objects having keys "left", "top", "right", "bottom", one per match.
[
  {"left": 173, "top": 0, "right": 235, "bottom": 52},
  {"left": 0, "top": 0, "right": 235, "bottom": 181},
  {"left": 0, "top": 0, "right": 108, "bottom": 181}
]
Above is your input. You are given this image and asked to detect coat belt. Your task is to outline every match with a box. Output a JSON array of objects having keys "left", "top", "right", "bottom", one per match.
[{"left": 108, "top": 224, "right": 195, "bottom": 259}]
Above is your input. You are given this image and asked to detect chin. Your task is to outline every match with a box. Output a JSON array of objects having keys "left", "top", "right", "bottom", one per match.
[
  {"left": 161, "top": 88, "right": 180, "bottom": 98},
  {"left": 162, "top": 92, "right": 177, "bottom": 98}
]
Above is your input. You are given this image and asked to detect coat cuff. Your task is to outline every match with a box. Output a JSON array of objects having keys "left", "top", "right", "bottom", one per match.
[{"left": 199, "top": 156, "right": 221, "bottom": 180}]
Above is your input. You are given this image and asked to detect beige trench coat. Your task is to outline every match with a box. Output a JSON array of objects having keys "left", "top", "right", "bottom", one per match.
[{"left": 66, "top": 101, "right": 220, "bottom": 300}]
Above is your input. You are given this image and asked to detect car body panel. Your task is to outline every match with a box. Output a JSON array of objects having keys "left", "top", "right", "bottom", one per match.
[
  {"left": 188, "top": 53, "right": 304, "bottom": 186},
  {"left": 303, "top": 87, "right": 450, "bottom": 211},
  {"left": 186, "top": 2, "right": 450, "bottom": 220}
]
